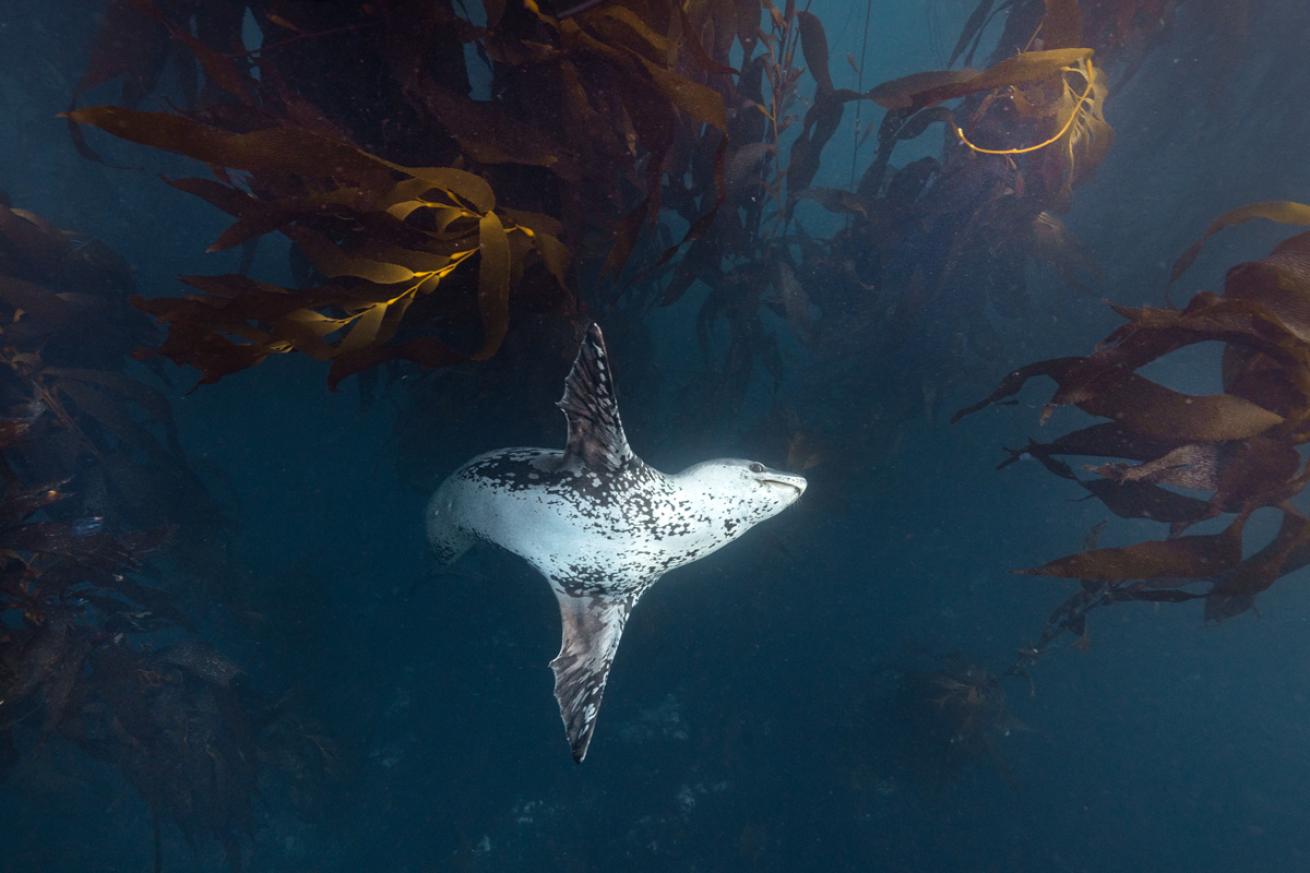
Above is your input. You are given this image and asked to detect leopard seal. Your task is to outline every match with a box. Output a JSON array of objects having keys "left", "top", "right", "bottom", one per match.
[{"left": 427, "top": 324, "right": 806, "bottom": 761}]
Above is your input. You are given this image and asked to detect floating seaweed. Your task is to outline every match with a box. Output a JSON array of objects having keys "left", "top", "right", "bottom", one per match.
[
  {"left": 0, "top": 201, "right": 333, "bottom": 871},
  {"left": 959, "top": 201, "right": 1310, "bottom": 626},
  {"left": 63, "top": 0, "right": 758, "bottom": 387}
]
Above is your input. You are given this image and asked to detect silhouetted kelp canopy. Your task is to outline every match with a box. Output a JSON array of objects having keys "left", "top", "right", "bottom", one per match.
[
  {"left": 6, "top": 0, "right": 1301, "bottom": 864},
  {"left": 0, "top": 201, "right": 335, "bottom": 870}
]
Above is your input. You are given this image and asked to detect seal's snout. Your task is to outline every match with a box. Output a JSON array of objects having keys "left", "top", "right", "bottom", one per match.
[
  {"left": 762, "top": 474, "right": 806, "bottom": 497},
  {"left": 747, "top": 461, "right": 806, "bottom": 499}
]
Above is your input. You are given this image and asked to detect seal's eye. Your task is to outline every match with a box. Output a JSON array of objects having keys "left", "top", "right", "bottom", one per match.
[{"left": 748, "top": 462, "right": 765, "bottom": 474}]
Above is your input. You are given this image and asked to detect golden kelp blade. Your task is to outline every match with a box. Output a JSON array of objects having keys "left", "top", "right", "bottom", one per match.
[{"left": 1170, "top": 200, "right": 1310, "bottom": 284}]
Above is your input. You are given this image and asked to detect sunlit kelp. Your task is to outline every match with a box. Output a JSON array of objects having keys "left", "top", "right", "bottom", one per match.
[
  {"left": 959, "top": 201, "right": 1310, "bottom": 628},
  {"left": 0, "top": 201, "right": 333, "bottom": 870},
  {"left": 63, "top": 0, "right": 752, "bottom": 387},
  {"left": 63, "top": 105, "right": 571, "bottom": 387},
  {"left": 55, "top": 3, "right": 1133, "bottom": 408}
]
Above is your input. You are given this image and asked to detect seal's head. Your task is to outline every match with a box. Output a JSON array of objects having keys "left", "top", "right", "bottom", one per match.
[{"left": 679, "top": 458, "right": 807, "bottom": 527}]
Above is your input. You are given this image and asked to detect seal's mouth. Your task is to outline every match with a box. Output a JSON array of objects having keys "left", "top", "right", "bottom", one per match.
[{"left": 761, "top": 477, "right": 806, "bottom": 496}]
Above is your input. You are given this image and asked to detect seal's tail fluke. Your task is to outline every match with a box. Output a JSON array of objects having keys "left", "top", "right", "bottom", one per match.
[{"left": 549, "top": 586, "right": 642, "bottom": 762}]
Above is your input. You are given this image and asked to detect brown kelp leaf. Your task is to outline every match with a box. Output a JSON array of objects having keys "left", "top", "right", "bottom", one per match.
[
  {"left": 335, "top": 304, "right": 389, "bottom": 357},
  {"left": 797, "top": 11, "right": 833, "bottom": 93},
  {"left": 415, "top": 81, "right": 581, "bottom": 181},
  {"left": 0, "top": 276, "right": 76, "bottom": 324},
  {"left": 1008, "top": 434, "right": 1215, "bottom": 525},
  {"left": 1207, "top": 514, "right": 1310, "bottom": 621},
  {"left": 873, "top": 71, "right": 970, "bottom": 110},
  {"left": 74, "top": 0, "right": 170, "bottom": 104},
  {"left": 949, "top": 0, "right": 995, "bottom": 67},
  {"left": 274, "top": 311, "right": 349, "bottom": 361},
  {"left": 1081, "top": 479, "right": 1213, "bottom": 525},
  {"left": 1092, "top": 297, "right": 1305, "bottom": 382},
  {"left": 475, "top": 212, "right": 511, "bottom": 359},
  {"left": 283, "top": 228, "right": 417, "bottom": 285},
  {"left": 67, "top": 0, "right": 170, "bottom": 164},
  {"left": 327, "top": 334, "right": 467, "bottom": 388},
  {"left": 732, "top": 0, "right": 761, "bottom": 50},
  {"left": 1092, "top": 444, "right": 1220, "bottom": 492},
  {"left": 725, "top": 143, "right": 776, "bottom": 198},
  {"left": 165, "top": 177, "right": 309, "bottom": 252},
  {"left": 1023, "top": 422, "right": 1189, "bottom": 463},
  {"left": 1112, "top": 588, "right": 1206, "bottom": 605},
  {"left": 499, "top": 208, "right": 564, "bottom": 238},
  {"left": 1040, "top": 0, "right": 1084, "bottom": 50},
  {"left": 0, "top": 205, "right": 74, "bottom": 277},
  {"left": 627, "top": 52, "right": 727, "bottom": 132},
  {"left": 594, "top": 5, "right": 671, "bottom": 58},
  {"left": 133, "top": 294, "right": 279, "bottom": 386},
  {"left": 603, "top": 197, "right": 652, "bottom": 278},
  {"left": 137, "top": 0, "right": 254, "bottom": 103},
  {"left": 1020, "top": 521, "right": 1244, "bottom": 583},
  {"left": 869, "top": 48, "right": 1092, "bottom": 110},
  {"left": 787, "top": 97, "right": 844, "bottom": 203},
  {"left": 1222, "top": 231, "right": 1310, "bottom": 343},
  {"left": 391, "top": 168, "right": 496, "bottom": 215},
  {"left": 674, "top": 5, "right": 737, "bottom": 76},
  {"left": 1171, "top": 201, "right": 1310, "bottom": 284},
  {"left": 953, "top": 357, "right": 1081, "bottom": 422},
  {"left": 76, "top": 107, "right": 497, "bottom": 223},
  {"left": 956, "top": 355, "right": 1284, "bottom": 441},
  {"left": 896, "top": 107, "right": 956, "bottom": 142},
  {"left": 660, "top": 235, "right": 720, "bottom": 305},
  {"left": 42, "top": 368, "right": 174, "bottom": 429},
  {"left": 164, "top": 176, "right": 256, "bottom": 217},
  {"left": 1054, "top": 368, "right": 1284, "bottom": 442},
  {"left": 795, "top": 187, "right": 867, "bottom": 217},
  {"left": 1220, "top": 344, "right": 1308, "bottom": 418},
  {"left": 65, "top": 107, "right": 393, "bottom": 188},
  {"left": 1211, "top": 436, "right": 1302, "bottom": 511},
  {"left": 528, "top": 231, "right": 571, "bottom": 289}
]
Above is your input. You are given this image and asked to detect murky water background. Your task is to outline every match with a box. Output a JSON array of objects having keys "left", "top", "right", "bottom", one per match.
[{"left": 3, "top": 1, "right": 1310, "bottom": 870}]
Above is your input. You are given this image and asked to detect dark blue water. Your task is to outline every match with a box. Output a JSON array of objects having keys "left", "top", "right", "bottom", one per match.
[{"left": 3, "top": 1, "right": 1310, "bottom": 871}]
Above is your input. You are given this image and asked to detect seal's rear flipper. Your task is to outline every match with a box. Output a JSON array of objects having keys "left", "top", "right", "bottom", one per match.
[{"left": 549, "top": 587, "right": 642, "bottom": 762}]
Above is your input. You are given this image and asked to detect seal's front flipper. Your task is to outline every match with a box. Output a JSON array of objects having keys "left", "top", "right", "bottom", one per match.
[
  {"left": 557, "top": 323, "right": 634, "bottom": 472},
  {"left": 549, "top": 587, "right": 642, "bottom": 762}
]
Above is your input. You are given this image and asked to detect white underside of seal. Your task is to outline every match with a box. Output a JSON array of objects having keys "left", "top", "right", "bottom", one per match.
[{"left": 425, "top": 325, "right": 805, "bottom": 761}]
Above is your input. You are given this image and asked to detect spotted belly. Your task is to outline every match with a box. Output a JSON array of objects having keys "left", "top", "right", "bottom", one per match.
[{"left": 430, "top": 447, "right": 733, "bottom": 592}]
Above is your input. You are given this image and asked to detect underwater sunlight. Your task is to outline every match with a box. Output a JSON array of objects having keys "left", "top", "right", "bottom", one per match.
[{"left": 1, "top": 0, "right": 1308, "bottom": 870}]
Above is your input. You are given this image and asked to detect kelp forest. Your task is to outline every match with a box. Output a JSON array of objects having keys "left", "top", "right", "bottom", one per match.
[{"left": 3, "top": 0, "right": 1310, "bottom": 870}]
